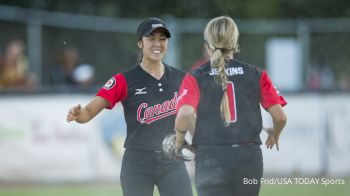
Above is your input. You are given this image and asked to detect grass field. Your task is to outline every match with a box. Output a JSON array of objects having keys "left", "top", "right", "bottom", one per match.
[{"left": 0, "top": 182, "right": 349, "bottom": 196}]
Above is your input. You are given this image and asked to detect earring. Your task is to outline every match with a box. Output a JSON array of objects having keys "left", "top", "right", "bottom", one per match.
[{"left": 138, "top": 41, "right": 142, "bottom": 48}]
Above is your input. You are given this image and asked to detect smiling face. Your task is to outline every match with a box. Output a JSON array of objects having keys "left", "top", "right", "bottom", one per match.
[{"left": 138, "top": 28, "right": 168, "bottom": 63}]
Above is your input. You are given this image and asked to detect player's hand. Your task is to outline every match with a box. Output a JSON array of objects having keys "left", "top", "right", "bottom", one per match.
[
  {"left": 66, "top": 104, "right": 81, "bottom": 123},
  {"left": 183, "top": 141, "right": 196, "bottom": 153},
  {"left": 175, "top": 138, "right": 196, "bottom": 153},
  {"left": 264, "top": 127, "right": 280, "bottom": 151}
]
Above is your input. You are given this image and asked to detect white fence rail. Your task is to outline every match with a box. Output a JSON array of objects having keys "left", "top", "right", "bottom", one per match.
[{"left": 0, "top": 93, "right": 349, "bottom": 183}]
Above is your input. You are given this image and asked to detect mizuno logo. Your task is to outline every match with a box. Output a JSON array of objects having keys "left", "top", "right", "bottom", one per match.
[{"left": 135, "top": 87, "right": 147, "bottom": 95}]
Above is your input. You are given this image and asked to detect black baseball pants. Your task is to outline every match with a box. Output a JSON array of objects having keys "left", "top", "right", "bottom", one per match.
[
  {"left": 195, "top": 144, "right": 263, "bottom": 196},
  {"left": 120, "top": 148, "right": 193, "bottom": 196}
]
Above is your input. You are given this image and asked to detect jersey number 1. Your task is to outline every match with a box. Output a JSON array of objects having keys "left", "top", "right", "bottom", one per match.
[{"left": 226, "top": 81, "right": 237, "bottom": 123}]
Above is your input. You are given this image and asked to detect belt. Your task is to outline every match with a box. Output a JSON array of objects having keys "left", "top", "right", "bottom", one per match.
[
  {"left": 231, "top": 142, "right": 260, "bottom": 147},
  {"left": 125, "top": 148, "right": 163, "bottom": 153}
]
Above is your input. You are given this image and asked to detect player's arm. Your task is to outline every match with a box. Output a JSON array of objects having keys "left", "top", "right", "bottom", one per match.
[
  {"left": 67, "top": 96, "right": 109, "bottom": 123},
  {"left": 265, "top": 104, "right": 287, "bottom": 150},
  {"left": 174, "top": 74, "right": 200, "bottom": 148},
  {"left": 175, "top": 105, "right": 196, "bottom": 148},
  {"left": 67, "top": 74, "right": 128, "bottom": 124},
  {"left": 162, "top": 74, "right": 199, "bottom": 161},
  {"left": 259, "top": 71, "right": 287, "bottom": 150}
]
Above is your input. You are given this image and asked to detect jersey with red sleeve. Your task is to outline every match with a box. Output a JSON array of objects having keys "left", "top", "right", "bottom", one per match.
[
  {"left": 177, "top": 59, "right": 287, "bottom": 146},
  {"left": 97, "top": 64, "right": 185, "bottom": 151}
]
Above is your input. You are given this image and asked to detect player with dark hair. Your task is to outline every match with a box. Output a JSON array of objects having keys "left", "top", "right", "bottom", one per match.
[
  {"left": 163, "top": 16, "right": 287, "bottom": 196},
  {"left": 66, "top": 17, "right": 193, "bottom": 196}
]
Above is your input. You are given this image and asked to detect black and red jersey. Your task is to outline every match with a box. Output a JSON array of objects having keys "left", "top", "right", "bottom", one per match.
[
  {"left": 97, "top": 64, "right": 185, "bottom": 151},
  {"left": 177, "top": 59, "right": 287, "bottom": 146}
]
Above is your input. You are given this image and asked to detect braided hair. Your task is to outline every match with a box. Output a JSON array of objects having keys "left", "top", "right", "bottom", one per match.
[{"left": 204, "top": 16, "right": 239, "bottom": 126}]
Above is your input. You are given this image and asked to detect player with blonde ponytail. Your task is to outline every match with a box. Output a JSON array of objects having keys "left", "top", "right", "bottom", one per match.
[
  {"left": 204, "top": 16, "right": 239, "bottom": 126},
  {"left": 163, "top": 16, "right": 287, "bottom": 196}
]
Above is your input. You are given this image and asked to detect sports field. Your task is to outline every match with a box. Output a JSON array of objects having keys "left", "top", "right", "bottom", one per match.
[{"left": 0, "top": 182, "right": 349, "bottom": 196}]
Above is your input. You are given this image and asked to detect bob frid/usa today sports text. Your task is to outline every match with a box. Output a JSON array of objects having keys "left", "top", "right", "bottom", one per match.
[{"left": 243, "top": 177, "right": 345, "bottom": 186}]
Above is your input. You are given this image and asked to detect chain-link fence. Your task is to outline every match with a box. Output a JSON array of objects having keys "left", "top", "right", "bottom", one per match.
[{"left": 1, "top": 5, "right": 350, "bottom": 92}]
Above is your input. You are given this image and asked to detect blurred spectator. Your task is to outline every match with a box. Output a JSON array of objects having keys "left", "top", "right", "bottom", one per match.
[
  {"left": 307, "top": 63, "right": 334, "bottom": 90},
  {"left": 72, "top": 63, "right": 95, "bottom": 88},
  {"left": 306, "top": 66, "right": 321, "bottom": 90},
  {"left": 0, "top": 39, "right": 36, "bottom": 90},
  {"left": 338, "top": 71, "right": 350, "bottom": 90},
  {"left": 51, "top": 47, "right": 95, "bottom": 88},
  {"left": 319, "top": 65, "right": 334, "bottom": 89}
]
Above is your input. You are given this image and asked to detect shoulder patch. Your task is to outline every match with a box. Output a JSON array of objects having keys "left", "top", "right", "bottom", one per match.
[{"left": 103, "top": 77, "right": 116, "bottom": 90}]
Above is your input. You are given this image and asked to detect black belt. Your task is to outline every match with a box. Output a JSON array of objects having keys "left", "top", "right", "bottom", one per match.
[{"left": 125, "top": 148, "right": 163, "bottom": 153}]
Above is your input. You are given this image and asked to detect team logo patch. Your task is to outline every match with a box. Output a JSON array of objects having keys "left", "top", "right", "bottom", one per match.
[
  {"left": 135, "top": 87, "right": 147, "bottom": 95},
  {"left": 152, "top": 23, "right": 163, "bottom": 28},
  {"left": 103, "top": 77, "right": 116, "bottom": 90},
  {"left": 137, "top": 92, "right": 178, "bottom": 124}
]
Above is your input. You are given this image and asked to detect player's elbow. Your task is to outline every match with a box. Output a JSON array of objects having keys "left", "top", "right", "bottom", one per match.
[
  {"left": 274, "top": 112, "right": 287, "bottom": 126},
  {"left": 176, "top": 105, "right": 196, "bottom": 128},
  {"left": 267, "top": 104, "right": 287, "bottom": 127},
  {"left": 177, "top": 105, "right": 195, "bottom": 119}
]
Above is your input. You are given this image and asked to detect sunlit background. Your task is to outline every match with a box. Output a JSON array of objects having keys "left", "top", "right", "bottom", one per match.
[{"left": 0, "top": 0, "right": 349, "bottom": 195}]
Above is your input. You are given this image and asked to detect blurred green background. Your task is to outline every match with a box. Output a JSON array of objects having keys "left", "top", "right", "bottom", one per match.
[{"left": 0, "top": 0, "right": 350, "bottom": 90}]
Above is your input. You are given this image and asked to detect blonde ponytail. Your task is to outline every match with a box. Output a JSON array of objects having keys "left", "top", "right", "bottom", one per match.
[
  {"left": 221, "top": 90, "right": 231, "bottom": 126},
  {"left": 211, "top": 49, "right": 231, "bottom": 126},
  {"left": 204, "top": 16, "right": 239, "bottom": 126}
]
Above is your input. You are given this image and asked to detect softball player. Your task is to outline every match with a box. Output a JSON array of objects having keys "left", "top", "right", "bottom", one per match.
[
  {"left": 67, "top": 17, "right": 192, "bottom": 196},
  {"left": 172, "top": 16, "right": 287, "bottom": 196}
]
